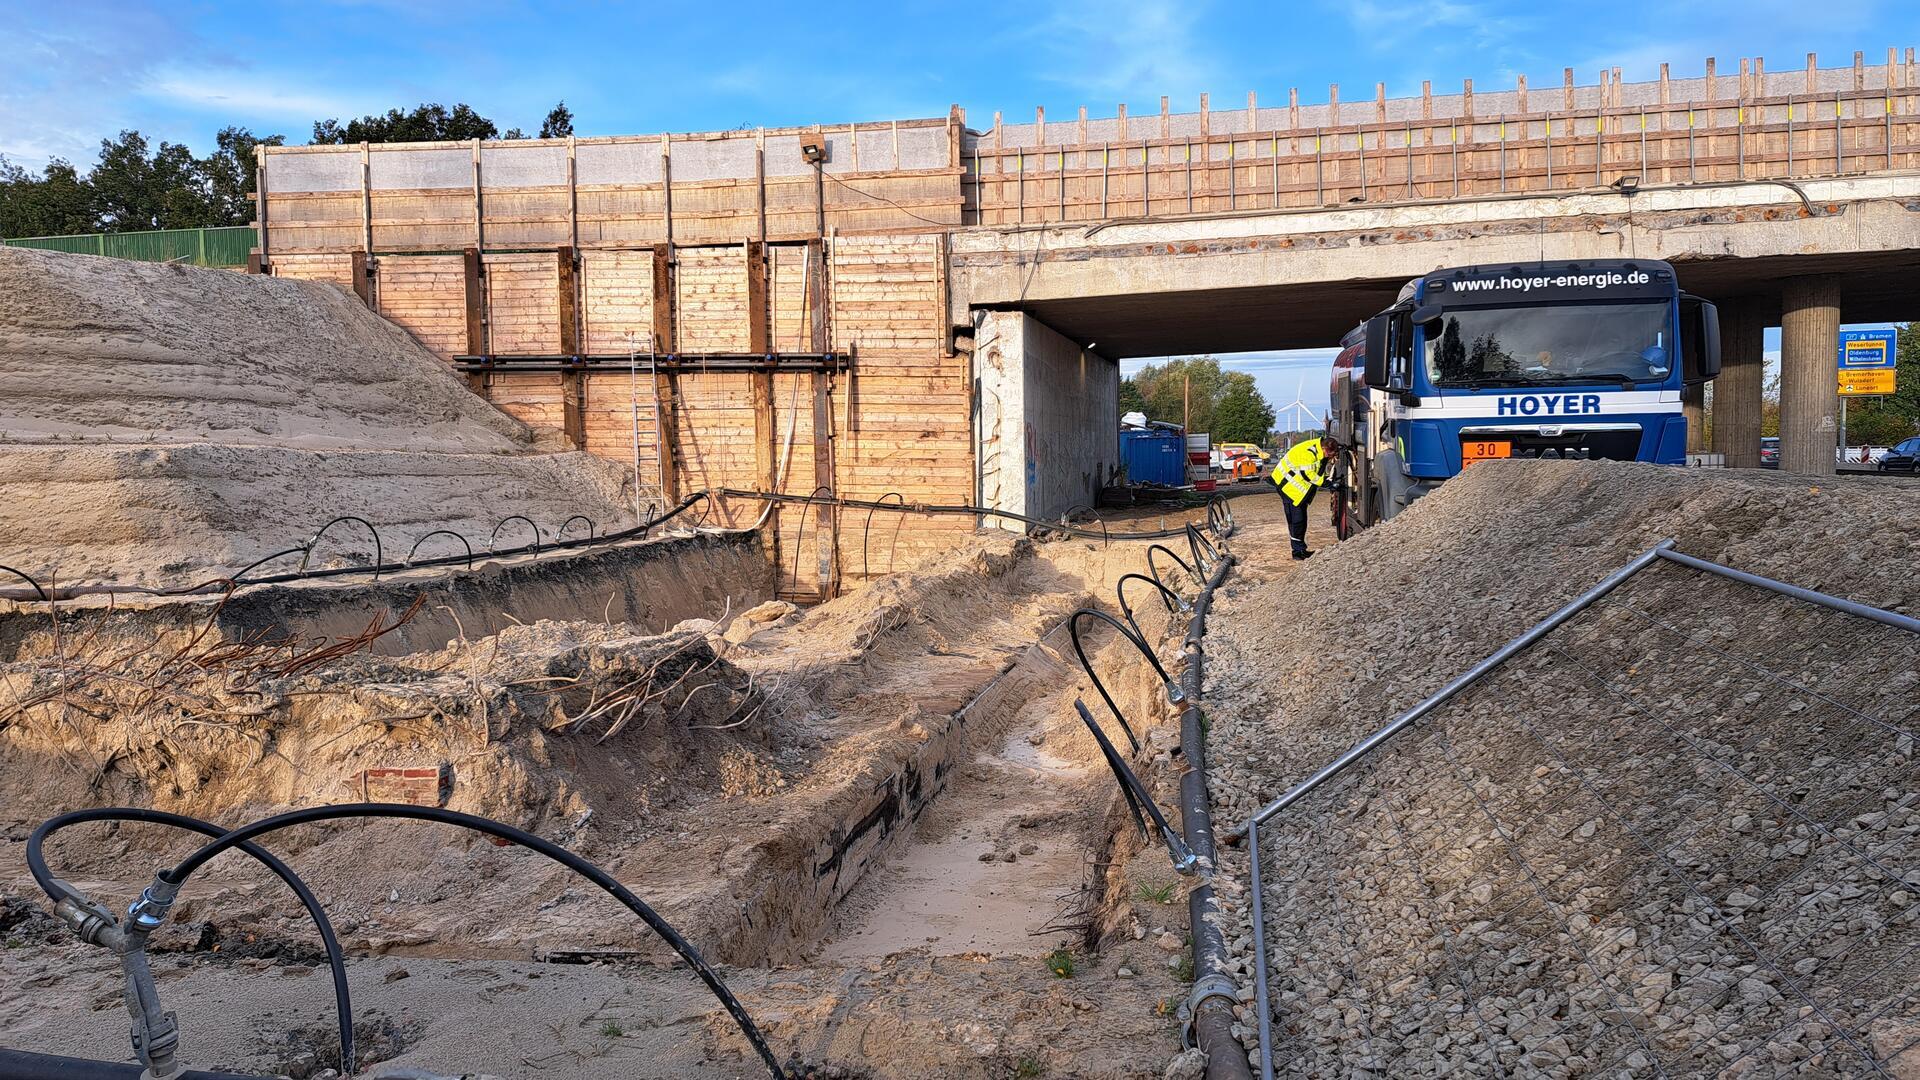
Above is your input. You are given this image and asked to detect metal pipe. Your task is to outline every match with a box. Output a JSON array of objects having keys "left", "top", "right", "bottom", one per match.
[
  {"left": 1654, "top": 547, "right": 1920, "bottom": 634},
  {"left": 1247, "top": 817, "right": 1275, "bottom": 1080},
  {"left": 0, "top": 1049, "right": 268, "bottom": 1080},
  {"left": 1239, "top": 539, "right": 1675, "bottom": 831},
  {"left": 1177, "top": 551, "right": 1253, "bottom": 1080}
]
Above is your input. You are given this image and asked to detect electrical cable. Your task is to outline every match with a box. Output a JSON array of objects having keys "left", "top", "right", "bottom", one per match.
[
  {"left": 149, "top": 803, "right": 787, "bottom": 1080},
  {"left": 26, "top": 808, "right": 354, "bottom": 1071}
]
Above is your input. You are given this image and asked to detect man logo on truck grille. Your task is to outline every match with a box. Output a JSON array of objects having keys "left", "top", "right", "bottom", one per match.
[{"left": 1496, "top": 394, "right": 1604, "bottom": 416}]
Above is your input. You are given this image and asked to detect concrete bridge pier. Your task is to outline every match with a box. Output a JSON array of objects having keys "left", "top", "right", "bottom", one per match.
[
  {"left": 1711, "top": 299, "right": 1770, "bottom": 470},
  {"left": 973, "top": 310, "right": 1119, "bottom": 528},
  {"left": 1779, "top": 278, "right": 1843, "bottom": 475}
]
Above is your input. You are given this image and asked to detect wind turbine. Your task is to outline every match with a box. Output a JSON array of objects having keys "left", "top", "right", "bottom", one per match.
[{"left": 1278, "top": 377, "right": 1315, "bottom": 435}]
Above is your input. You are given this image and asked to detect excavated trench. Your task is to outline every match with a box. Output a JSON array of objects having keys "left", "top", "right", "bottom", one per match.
[{"left": 0, "top": 525, "right": 1195, "bottom": 971}]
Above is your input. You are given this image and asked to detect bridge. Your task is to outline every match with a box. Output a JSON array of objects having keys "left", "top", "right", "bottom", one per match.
[{"left": 254, "top": 49, "right": 1920, "bottom": 594}]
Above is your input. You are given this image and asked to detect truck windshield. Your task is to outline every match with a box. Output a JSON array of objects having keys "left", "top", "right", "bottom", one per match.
[{"left": 1423, "top": 301, "right": 1672, "bottom": 387}]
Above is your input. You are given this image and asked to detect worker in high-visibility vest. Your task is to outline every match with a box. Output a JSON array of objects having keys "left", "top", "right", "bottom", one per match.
[{"left": 1270, "top": 436, "right": 1335, "bottom": 560}]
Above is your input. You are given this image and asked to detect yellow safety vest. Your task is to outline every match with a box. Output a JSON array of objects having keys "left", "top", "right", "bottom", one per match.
[{"left": 1270, "top": 440, "right": 1328, "bottom": 505}]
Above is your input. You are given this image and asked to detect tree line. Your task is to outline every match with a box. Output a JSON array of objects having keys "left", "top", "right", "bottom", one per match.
[
  {"left": 1119, "top": 356, "right": 1281, "bottom": 445},
  {"left": 0, "top": 101, "right": 575, "bottom": 239}
]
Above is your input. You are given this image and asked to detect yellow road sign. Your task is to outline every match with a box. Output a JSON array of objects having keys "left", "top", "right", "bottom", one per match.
[{"left": 1839, "top": 369, "right": 1896, "bottom": 396}]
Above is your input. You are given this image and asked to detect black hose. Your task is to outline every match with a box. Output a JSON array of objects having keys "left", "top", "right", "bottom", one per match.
[
  {"left": 0, "top": 563, "right": 50, "bottom": 601},
  {"left": 1067, "top": 608, "right": 1185, "bottom": 754},
  {"left": 861, "top": 492, "right": 906, "bottom": 578},
  {"left": 488, "top": 514, "right": 542, "bottom": 556},
  {"left": 556, "top": 515, "right": 596, "bottom": 542},
  {"left": 404, "top": 530, "right": 475, "bottom": 570},
  {"left": 153, "top": 803, "right": 787, "bottom": 1080},
  {"left": 1072, "top": 698, "right": 1186, "bottom": 854},
  {"left": 25, "top": 808, "right": 353, "bottom": 1071},
  {"left": 716, "top": 487, "right": 1226, "bottom": 543},
  {"left": 787, "top": 486, "right": 834, "bottom": 595},
  {"left": 1186, "top": 523, "right": 1222, "bottom": 576},
  {"left": 225, "top": 546, "right": 311, "bottom": 585},
  {"left": 297, "top": 516, "right": 384, "bottom": 581},
  {"left": 1146, "top": 543, "right": 1199, "bottom": 597},
  {"left": 1116, "top": 572, "right": 1186, "bottom": 644}
]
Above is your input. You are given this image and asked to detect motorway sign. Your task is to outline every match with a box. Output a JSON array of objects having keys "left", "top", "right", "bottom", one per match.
[{"left": 1838, "top": 329, "right": 1898, "bottom": 397}]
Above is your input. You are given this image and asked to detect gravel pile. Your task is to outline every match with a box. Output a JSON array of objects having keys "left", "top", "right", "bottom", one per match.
[{"left": 1200, "top": 461, "right": 1919, "bottom": 1077}]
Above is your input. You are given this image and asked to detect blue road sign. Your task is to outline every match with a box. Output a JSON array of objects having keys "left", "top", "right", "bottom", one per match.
[{"left": 1838, "top": 329, "right": 1897, "bottom": 369}]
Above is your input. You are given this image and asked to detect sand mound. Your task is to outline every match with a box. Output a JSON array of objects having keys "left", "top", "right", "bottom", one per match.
[
  {"left": 0, "top": 246, "right": 525, "bottom": 452},
  {"left": 0, "top": 248, "right": 639, "bottom": 587},
  {"left": 1205, "top": 462, "right": 1920, "bottom": 1075}
]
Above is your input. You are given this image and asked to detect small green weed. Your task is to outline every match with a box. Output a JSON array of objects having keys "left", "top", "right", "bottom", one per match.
[
  {"left": 1134, "top": 882, "right": 1177, "bottom": 905},
  {"left": 1044, "top": 947, "right": 1075, "bottom": 978},
  {"left": 599, "top": 1020, "right": 624, "bottom": 1038},
  {"left": 1011, "top": 1055, "right": 1046, "bottom": 1078}
]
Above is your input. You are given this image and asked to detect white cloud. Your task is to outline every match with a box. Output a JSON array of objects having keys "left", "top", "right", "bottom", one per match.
[
  {"left": 142, "top": 71, "right": 373, "bottom": 121},
  {"left": 1003, "top": 0, "right": 1213, "bottom": 105}
]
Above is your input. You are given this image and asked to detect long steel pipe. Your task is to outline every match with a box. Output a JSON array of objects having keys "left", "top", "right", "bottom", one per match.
[
  {"left": 1654, "top": 546, "right": 1920, "bottom": 634},
  {"left": 1237, "top": 539, "right": 1676, "bottom": 833}
]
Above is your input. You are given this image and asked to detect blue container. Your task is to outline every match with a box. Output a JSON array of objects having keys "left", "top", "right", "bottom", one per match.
[{"left": 1119, "top": 429, "right": 1187, "bottom": 486}]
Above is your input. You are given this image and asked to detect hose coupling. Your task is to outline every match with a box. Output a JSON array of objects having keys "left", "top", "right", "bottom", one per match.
[
  {"left": 54, "top": 891, "right": 119, "bottom": 946},
  {"left": 1165, "top": 682, "right": 1186, "bottom": 705},
  {"left": 127, "top": 876, "right": 181, "bottom": 936},
  {"left": 1165, "top": 835, "right": 1203, "bottom": 877}
]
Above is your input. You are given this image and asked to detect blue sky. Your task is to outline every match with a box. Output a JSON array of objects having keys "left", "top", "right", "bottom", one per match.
[{"left": 3, "top": 0, "right": 1910, "bottom": 419}]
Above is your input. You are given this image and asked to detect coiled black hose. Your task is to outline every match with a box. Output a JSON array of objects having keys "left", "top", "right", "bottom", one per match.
[
  {"left": 404, "top": 530, "right": 475, "bottom": 570},
  {"left": 861, "top": 492, "right": 906, "bottom": 578},
  {"left": 1067, "top": 608, "right": 1184, "bottom": 754},
  {"left": 26, "top": 808, "right": 353, "bottom": 1070},
  {"left": 1071, "top": 699, "right": 1188, "bottom": 858},
  {"left": 150, "top": 803, "right": 786, "bottom": 1079},
  {"left": 1115, "top": 572, "right": 1186, "bottom": 645},
  {"left": 0, "top": 563, "right": 49, "bottom": 601},
  {"left": 1185, "top": 522, "right": 1222, "bottom": 576},
  {"left": 297, "top": 516, "right": 383, "bottom": 581},
  {"left": 1145, "top": 543, "right": 1199, "bottom": 597}
]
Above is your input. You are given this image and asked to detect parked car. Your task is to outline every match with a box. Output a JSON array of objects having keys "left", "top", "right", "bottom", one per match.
[
  {"left": 1880, "top": 437, "right": 1920, "bottom": 474},
  {"left": 1759, "top": 437, "right": 1780, "bottom": 468}
]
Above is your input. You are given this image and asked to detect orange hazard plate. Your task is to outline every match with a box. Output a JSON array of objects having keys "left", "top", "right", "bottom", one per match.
[{"left": 1462, "top": 440, "right": 1512, "bottom": 465}]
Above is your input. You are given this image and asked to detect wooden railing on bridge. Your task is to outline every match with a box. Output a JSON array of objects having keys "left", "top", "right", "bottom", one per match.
[{"left": 964, "top": 50, "right": 1920, "bottom": 225}]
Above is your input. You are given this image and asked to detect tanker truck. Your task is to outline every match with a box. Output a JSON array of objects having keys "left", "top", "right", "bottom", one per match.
[{"left": 1326, "top": 259, "right": 1721, "bottom": 536}]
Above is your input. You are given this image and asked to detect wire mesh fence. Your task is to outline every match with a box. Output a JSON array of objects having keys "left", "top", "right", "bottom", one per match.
[{"left": 1252, "top": 561, "right": 1919, "bottom": 1078}]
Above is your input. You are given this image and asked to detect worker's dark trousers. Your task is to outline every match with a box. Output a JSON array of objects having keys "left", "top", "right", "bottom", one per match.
[{"left": 1281, "top": 486, "right": 1316, "bottom": 556}]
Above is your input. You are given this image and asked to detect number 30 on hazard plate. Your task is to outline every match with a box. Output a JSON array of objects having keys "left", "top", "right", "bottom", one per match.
[{"left": 1462, "top": 441, "right": 1512, "bottom": 465}]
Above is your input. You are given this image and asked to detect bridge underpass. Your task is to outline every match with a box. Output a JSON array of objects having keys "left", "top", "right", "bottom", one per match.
[{"left": 952, "top": 172, "right": 1920, "bottom": 481}]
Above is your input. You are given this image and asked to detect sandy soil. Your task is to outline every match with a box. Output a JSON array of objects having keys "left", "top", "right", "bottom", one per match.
[
  {"left": 0, "top": 516, "right": 1235, "bottom": 1078},
  {"left": 0, "top": 247, "right": 639, "bottom": 587}
]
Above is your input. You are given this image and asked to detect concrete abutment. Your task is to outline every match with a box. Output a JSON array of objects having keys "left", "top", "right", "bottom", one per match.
[{"left": 1780, "top": 277, "right": 1844, "bottom": 475}]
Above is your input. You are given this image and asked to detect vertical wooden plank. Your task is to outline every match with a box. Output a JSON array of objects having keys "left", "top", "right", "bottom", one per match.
[
  {"left": 461, "top": 246, "right": 486, "bottom": 392},
  {"left": 350, "top": 250, "right": 371, "bottom": 307},
  {"left": 360, "top": 142, "right": 373, "bottom": 255},
  {"left": 650, "top": 243, "right": 678, "bottom": 501},
  {"left": 746, "top": 240, "right": 774, "bottom": 495},
  {"left": 557, "top": 246, "right": 584, "bottom": 449}
]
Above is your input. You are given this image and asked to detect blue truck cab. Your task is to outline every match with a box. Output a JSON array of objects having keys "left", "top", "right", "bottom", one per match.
[{"left": 1327, "top": 259, "right": 1721, "bottom": 532}]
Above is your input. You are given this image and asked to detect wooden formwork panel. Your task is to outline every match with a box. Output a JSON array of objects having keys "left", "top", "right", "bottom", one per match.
[
  {"left": 674, "top": 246, "right": 750, "bottom": 352},
  {"left": 581, "top": 251, "right": 656, "bottom": 354},
  {"left": 373, "top": 255, "right": 466, "bottom": 359},
  {"left": 268, "top": 253, "right": 355, "bottom": 290},
  {"left": 484, "top": 371, "right": 566, "bottom": 433},
  {"left": 483, "top": 254, "right": 559, "bottom": 355}
]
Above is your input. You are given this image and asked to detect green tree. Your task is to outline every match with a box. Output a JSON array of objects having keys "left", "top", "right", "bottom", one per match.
[
  {"left": 201, "top": 127, "right": 285, "bottom": 227},
  {"left": 1213, "top": 376, "right": 1277, "bottom": 444},
  {"left": 89, "top": 130, "right": 213, "bottom": 230},
  {"left": 0, "top": 157, "right": 97, "bottom": 237},
  {"left": 1125, "top": 356, "right": 1276, "bottom": 442},
  {"left": 311, "top": 103, "right": 499, "bottom": 144},
  {"left": 1845, "top": 325, "right": 1920, "bottom": 445},
  {"left": 539, "top": 101, "right": 575, "bottom": 139},
  {"left": 1118, "top": 377, "right": 1147, "bottom": 417}
]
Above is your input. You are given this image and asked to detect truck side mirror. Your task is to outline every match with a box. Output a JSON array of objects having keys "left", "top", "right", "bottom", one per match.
[
  {"left": 1363, "top": 315, "right": 1391, "bottom": 388},
  {"left": 1680, "top": 295, "right": 1721, "bottom": 384}
]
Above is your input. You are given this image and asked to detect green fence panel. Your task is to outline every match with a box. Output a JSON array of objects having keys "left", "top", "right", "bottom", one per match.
[{"left": 4, "top": 226, "right": 255, "bottom": 267}]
